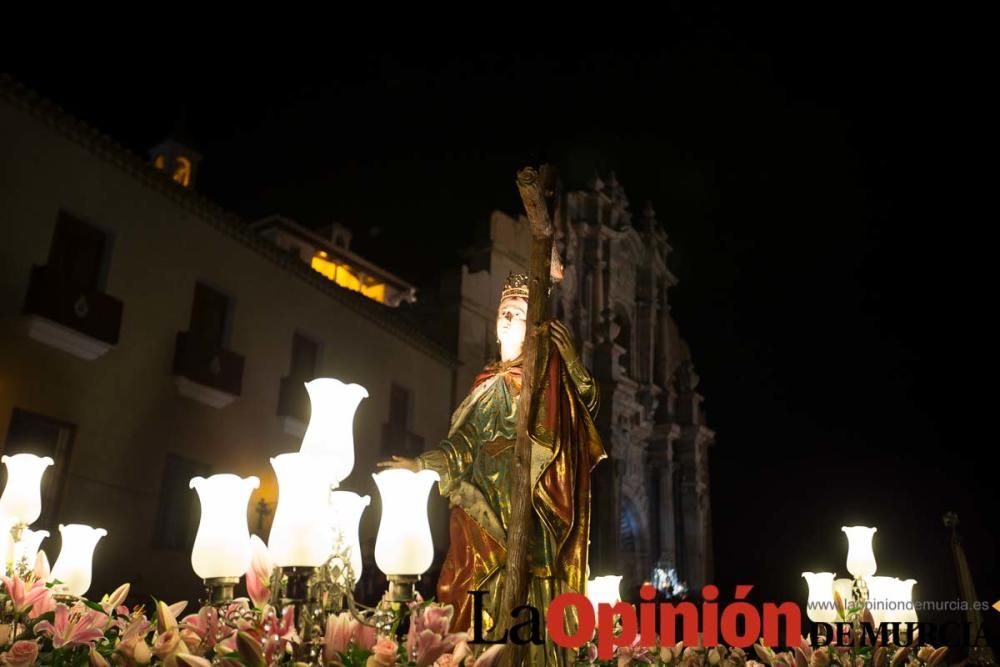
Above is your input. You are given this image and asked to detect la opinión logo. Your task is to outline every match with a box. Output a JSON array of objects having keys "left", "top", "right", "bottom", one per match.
[
  {"left": 467, "top": 585, "right": 992, "bottom": 660},
  {"left": 470, "top": 584, "right": 799, "bottom": 660}
]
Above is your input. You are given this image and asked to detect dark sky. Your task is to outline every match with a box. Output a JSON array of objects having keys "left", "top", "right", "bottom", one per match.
[{"left": 12, "top": 4, "right": 995, "bottom": 633}]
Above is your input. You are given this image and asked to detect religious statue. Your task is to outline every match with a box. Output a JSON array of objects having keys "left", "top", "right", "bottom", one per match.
[{"left": 378, "top": 271, "right": 606, "bottom": 664}]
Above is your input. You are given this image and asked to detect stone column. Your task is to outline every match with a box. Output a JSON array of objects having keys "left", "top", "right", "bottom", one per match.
[
  {"left": 589, "top": 447, "right": 621, "bottom": 576},
  {"left": 674, "top": 425, "right": 713, "bottom": 592}
]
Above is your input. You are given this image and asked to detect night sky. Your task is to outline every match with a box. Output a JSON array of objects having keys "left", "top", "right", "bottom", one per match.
[{"left": 11, "top": 4, "right": 996, "bottom": 633}]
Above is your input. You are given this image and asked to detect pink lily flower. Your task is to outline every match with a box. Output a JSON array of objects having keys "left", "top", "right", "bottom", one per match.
[
  {"left": 245, "top": 536, "right": 273, "bottom": 609},
  {"left": 324, "top": 612, "right": 352, "bottom": 660},
  {"left": 100, "top": 584, "right": 130, "bottom": 615},
  {"left": 407, "top": 603, "right": 460, "bottom": 667},
  {"left": 259, "top": 605, "right": 298, "bottom": 664},
  {"left": 113, "top": 615, "right": 153, "bottom": 667},
  {"left": 1, "top": 574, "right": 50, "bottom": 615},
  {"left": 34, "top": 604, "right": 106, "bottom": 648},
  {"left": 350, "top": 615, "right": 377, "bottom": 651},
  {"left": 31, "top": 590, "right": 57, "bottom": 619},
  {"left": 615, "top": 634, "right": 655, "bottom": 665},
  {"left": 181, "top": 606, "right": 232, "bottom": 651},
  {"left": 215, "top": 620, "right": 264, "bottom": 657},
  {"left": 69, "top": 600, "right": 112, "bottom": 633},
  {"left": 118, "top": 613, "right": 153, "bottom": 646},
  {"left": 155, "top": 600, "right": 188, "bottom": 633}
]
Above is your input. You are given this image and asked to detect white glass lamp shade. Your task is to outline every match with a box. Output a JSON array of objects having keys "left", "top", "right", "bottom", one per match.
[
  {"left": 587, "top": 575, "right": 623, "bottom": 611},
  {"left": 50, "top": 524, "right": 107, "bottom": 596},
  {"left": 13, "top": 527, "right": 49, "bottom": 568},
  {"left": 0, "top": 454, "right": 54, "bottom": 524},
  {"left": 189, "top": 474, "right": 260, "bottom": 579},
  {"left": 865, "top": 575, "right": 896, "bottom": 627},
  {"left": 373, "top": 469, "right": 438, "bottom": 576},
  {"left": 801, "top": 572, "right": 838, "bottom": 624},
  {"left": 895, "top": 578, "right": 918, "bottom": 625},
  {"left": 842, "top": 526, "right": 878, "bottom": 577},
  {"left": 268, "top": 453, "right": 334, "bottom": 567},
  {"left": 329, "top": 491, "right": 370, "bottom": 582},
  {"left": 833, "top": 577, "right": 854, "bottom": 611},
  {"left": 299, "top": 378, "right": 369, "bottom": 485}
]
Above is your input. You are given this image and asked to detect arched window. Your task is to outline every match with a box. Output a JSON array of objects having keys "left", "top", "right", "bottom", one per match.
[{"left": 619, "top": 496, "right": 641, "bottom": 555}]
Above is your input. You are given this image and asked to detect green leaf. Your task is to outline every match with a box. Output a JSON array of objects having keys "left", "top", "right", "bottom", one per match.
[
  {"left": 82, "top": 599, "right": 105, "bottom": 613},
  {"left": 236, "top": 631, "right": 265, "bottom": 667},
  {"left": 339, "top": 645, "right": 375, "bottom": 667}
]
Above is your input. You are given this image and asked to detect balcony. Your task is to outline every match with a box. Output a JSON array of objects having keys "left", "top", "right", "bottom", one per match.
[
  {"left": 276, "top": 376, "right": 311, "bottom": 437},
  {"left": 23, "top": 265, "right": 123, "bottom": 360},
  {"left": 172, "top": 331, "right": 244, "bottom": 409}
]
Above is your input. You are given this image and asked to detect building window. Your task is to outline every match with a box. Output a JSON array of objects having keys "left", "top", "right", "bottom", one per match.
[
  {"left": 382, "top": 383, "right": 424, "bottom": 458},
  {"left": 277, "top": 333, "right": 321, "bottom": 423},
  {"left": 290, "top": 333, "right": 319, "bottom": 379},
  {"left": 2, "top": 409, "right": 75, "bottom": 531},
  {"left": 152, "top": 454, "right": 210, "bottom": 550},
  {"left": 381, "top": 384, "right": 423, "bottom": 458},
  {"left": 189, "top": 282, "right": 231, "bottom": 348},
  {"left": 49, "top": 211, "right": 110, "bottom": 290},
  {"left": 388, "top": 384, "right": 409, "bottom": 432},
  {"left": 310, "top": 252, "right": 386, "bottom": 304}
]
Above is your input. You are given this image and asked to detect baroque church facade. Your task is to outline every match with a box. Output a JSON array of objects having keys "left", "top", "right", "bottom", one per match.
[{"left": 437, "top": 174, "right": 715, "bottom": 598}]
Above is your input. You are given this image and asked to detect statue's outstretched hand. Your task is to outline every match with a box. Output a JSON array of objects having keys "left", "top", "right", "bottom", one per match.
[
  {"left": 549, "top": 320, "right": 580, "bottom": 365},
  {"left": 375, "top": 455, "right": 421, "bottom": 472}
]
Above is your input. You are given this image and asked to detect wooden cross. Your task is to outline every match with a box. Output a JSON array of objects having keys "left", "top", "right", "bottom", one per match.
[{"left": 497, "top": 164, "right": 559, "bottom": 666}]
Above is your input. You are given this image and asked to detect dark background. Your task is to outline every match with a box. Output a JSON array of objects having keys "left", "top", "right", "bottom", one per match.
[{"left": 11, "top": 3, "right": 996, "bottom": 640}]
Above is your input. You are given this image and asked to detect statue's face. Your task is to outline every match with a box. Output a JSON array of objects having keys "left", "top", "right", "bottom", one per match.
[{"left": 497, "top": 297, "right": 528, "bottom": 352}]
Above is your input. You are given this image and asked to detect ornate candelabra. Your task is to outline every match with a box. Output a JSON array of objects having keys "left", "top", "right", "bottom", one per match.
[
  {"left": 802, "top": 526, "right": 917, "bottom": 646},
  {"left": 0, "top": 377, "right": 442, "bottom": 663}
]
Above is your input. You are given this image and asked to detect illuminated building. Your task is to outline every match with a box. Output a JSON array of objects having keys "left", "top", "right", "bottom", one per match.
[{"left": 252, "top": 216, "right": 416, "bottom": 307}]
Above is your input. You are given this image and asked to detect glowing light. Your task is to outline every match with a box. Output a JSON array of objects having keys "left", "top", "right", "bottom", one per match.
[
  {"left": 373, "top": 469, "right": 438, "bottom": 575},
  {"left": 842, "top": 526, "right": 877, "bottom": 577},
  {"left": 189, "top": 474, "right": 260, "bottom": 579},
  {"left": 173, "top": 156, "right": 192, "bottom": 187},
  {"left": 50, "top": 524, "right": 107, "bottom": 596},
  {"left": 802, "top": 572, "right": 837, "bottom": 624},
  {"left": 299, "top": 378, "right": 368, "bottom": 485},
  {"left": 310, "top": 254, "right": 386, "bottom": 303}
]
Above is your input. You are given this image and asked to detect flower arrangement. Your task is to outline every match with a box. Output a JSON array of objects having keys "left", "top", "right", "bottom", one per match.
[
  {"left": 1, "top": 550, "right": 503, "bottom": 667},
  {"left": 574, "top": 637, "right": 950, "bottom": 667},
  {"left": 2, "top": 541, "right": 951, "bottom": 667}
]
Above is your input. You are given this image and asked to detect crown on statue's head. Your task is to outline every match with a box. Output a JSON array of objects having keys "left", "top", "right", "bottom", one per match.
[{"left": 501, "top": 271, "right": 530, "bottom": 302}]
